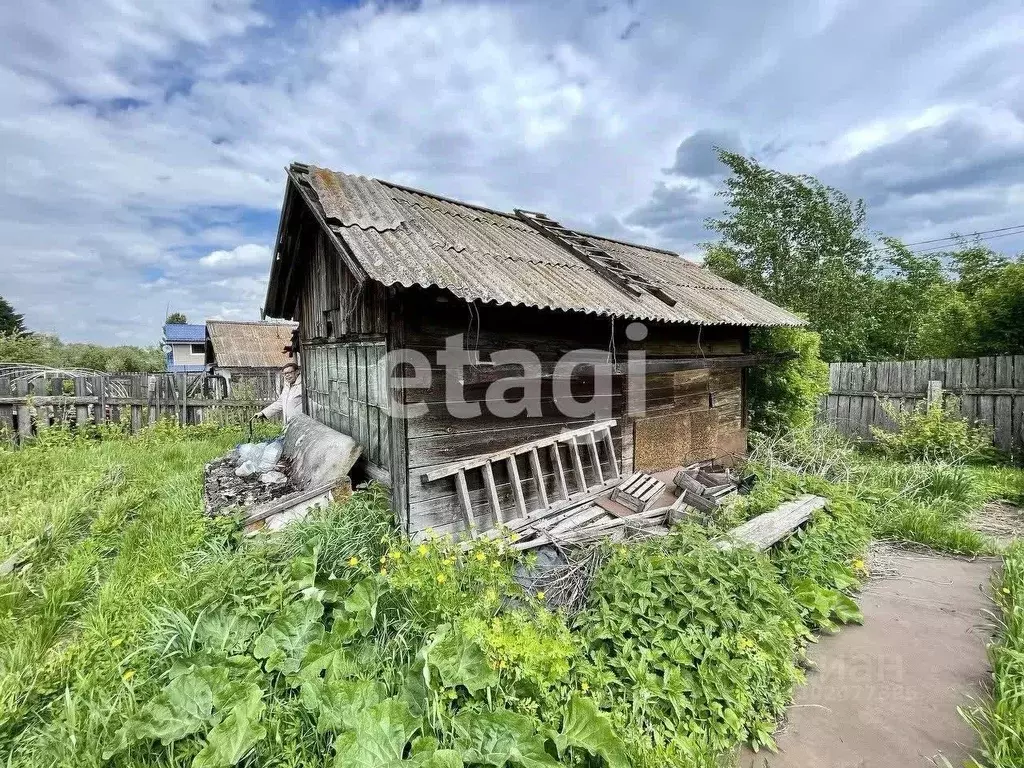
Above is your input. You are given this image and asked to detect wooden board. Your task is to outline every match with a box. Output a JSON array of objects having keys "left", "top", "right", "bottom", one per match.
[{"left": 716, "top": 495, "right": 828, "bottom": 551}]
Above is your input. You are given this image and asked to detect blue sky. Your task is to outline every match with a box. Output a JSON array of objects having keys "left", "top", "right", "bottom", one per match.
[{"left": 2, "top": 0, "right": 1023, "bottom": 345}]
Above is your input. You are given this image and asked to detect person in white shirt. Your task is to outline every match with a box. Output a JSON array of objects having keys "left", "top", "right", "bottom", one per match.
[{"left": 256, "top": 362, "right": 303, "bottom": 424}]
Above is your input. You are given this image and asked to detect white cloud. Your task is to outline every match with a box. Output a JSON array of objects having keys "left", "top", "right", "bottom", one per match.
[
  {"left": 1, "top": 0, "right": 1023, "bottom": 345},
  {"left": 200, "top": 243, "right": 271, "bottom": 270}
]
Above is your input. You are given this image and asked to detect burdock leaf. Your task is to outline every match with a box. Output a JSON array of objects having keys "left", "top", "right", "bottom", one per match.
[
  {"left": 554, "top": 696, "right": 629, "bottom": 768},
  {"left": 331, "top": 698, "right": 420, "bottom": 768},
  {"left": 192, "top": 684, "right": 267, "bottom": 768},
  {"left": 454, "top": 709, "right": 559, "bottom": 768},
  {"left": 422, "top": 624, "right": 498, "bottom": 694},
  {"left": 253, "top": 599, "right": 325, "bottom": 675},
  {"left": 315, "top": 679, "right": 386, "bottom": 733}
]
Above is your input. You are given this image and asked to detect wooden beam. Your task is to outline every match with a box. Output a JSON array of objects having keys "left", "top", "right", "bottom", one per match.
[
  {"left": 716, "top": 495, "right": 827, "bottom": 552},
  {"left": 458, "top": 352, "right": 796, "bottom": 385}
]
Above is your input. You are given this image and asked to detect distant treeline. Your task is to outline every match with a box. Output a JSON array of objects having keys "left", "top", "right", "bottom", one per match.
[{"left": 0, "top": 297, "right": 164, "bottom": 372}]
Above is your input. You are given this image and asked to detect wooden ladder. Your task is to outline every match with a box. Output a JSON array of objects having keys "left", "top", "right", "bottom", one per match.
[
  {"left": 514, "top": 210, "right": 677, "bottom": 307},
  {"left": 422, "top": 420, "right": 621, "bottom": 535}
]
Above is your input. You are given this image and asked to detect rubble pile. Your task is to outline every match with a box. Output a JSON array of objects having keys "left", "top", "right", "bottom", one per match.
[{"left": 203, "top": 440, "right": 295, "bottom": 516}]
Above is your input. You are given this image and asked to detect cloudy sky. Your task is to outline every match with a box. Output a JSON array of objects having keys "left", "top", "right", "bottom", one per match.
[{"left": 2, "top": 0, "right": 1023, "bottom": 345}]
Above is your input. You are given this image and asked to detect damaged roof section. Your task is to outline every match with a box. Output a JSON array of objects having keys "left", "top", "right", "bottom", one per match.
[{"left": 267, "top": 163, "right": 804, "bottom": 328}]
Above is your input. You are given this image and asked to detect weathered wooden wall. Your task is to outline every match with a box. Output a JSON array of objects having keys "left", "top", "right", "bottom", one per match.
[
  {"left": 297, "top": 227, "right": 392, "bottom": 482},
  {"left": 397, "top": 288, "right": 748, "bottom": 537},
  {"left": 0, "top": 372, "right": 273, "bottom": 442},
  {"left": 820, "top": 355, "right": 1024, "bottom": 452}
]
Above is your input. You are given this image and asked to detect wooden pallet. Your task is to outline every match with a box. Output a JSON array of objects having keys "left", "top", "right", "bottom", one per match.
[
  {"left": 609, "top": 472, "right": 666, "bottom": 514},
  {"left": 422, "top": 420, "right": 620, "bottom": 535}
]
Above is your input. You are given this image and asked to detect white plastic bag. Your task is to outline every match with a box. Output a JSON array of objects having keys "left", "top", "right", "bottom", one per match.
[{"left": 235, "top": 461, "right": 257, "bottom": 478}]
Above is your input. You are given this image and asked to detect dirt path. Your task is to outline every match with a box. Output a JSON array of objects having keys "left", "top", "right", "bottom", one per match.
[{"left": 738, "top": 546, "right": 997, "bottom": 768}]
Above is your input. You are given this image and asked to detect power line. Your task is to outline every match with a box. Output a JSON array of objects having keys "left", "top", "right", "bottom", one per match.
[
  {"left": 898, "top": 223, "right": 1024, "bottom": 248},
  {"left": 909, "top": 227, "right": 1024, "bottom": 255},
  {"left": 867, "top": 223, "right": 1024, "bottom": 257}
]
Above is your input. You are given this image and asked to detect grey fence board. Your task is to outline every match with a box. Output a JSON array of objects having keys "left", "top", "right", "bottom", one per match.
[
  {"left": 820, "top": 355, "right": 1024, "bottom": 453},
  {"left": 0, "top": 371, "right": 276, "bottom": 443}
]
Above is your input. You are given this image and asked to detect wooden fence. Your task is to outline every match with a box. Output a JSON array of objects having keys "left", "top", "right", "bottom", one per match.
[
  {"left": 0, "top": 371, "right": 277, "bottom": 441},
  {"left": 820, "top": 355, "right": 1024, "bottom": 453}
]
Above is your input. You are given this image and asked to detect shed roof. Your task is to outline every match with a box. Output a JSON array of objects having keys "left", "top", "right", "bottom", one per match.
[
  {"left": 265, "top": 164, "right": 803, "bottom": 328},
  {"left": 206, "top": 320, "right": 298, "bottom": 369},
  {"left": 163, "top": 323, "right": 206, "bottom": 343}
]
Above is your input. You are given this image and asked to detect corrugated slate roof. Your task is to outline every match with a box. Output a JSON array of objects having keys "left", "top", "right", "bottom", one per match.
[
  {"left": 163, "top": 323, "right": 206, "bottom": 342},
  {"left": 207, "top": 320, "right": 298, "bottom": 369},
  {"left": 272, "top": 164, "right": 802, "bottom": 327}
]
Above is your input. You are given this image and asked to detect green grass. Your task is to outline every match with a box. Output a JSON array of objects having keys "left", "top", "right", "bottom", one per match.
[
  {"left": 747, "top": 427, "right": 1024, "bottom": 556},
  {"left": 962, "top": 541, "right": 1024, "bottom": 767},
  {"left": 0, "top": 426, "right": 874, "bottom": 768}
]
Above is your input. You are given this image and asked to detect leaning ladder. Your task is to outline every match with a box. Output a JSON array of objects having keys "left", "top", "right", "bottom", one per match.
[
  {"left": 422, "top": 420, "right": 621, "bottom": 535},
  {"left": 513, "top": 210, "right": 677, "bottom": 307}
]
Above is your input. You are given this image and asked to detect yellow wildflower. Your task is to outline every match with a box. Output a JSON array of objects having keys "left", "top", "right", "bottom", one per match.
[
  {"left": 581, "top": 681, "right": 590, "bottom": 692},
  {"left": 418, "top": 544, "right": 429, "bottom": 558},
  {"left": 491, "top": 561, "right": 500, "bottom": 569},
  {"left": 485, "top": 588, "right": 498, "bottom": 602},
  {"left": 476, "top": 552, "right": 487, "bottom": 562},
  {"left": 536, "top": 591, "right": 545, "bottom": 601},
  {"left": 122, "top": 669, "right": 135, "bottom": 682},
  {"left": 436, "top": 573, "right": 447, "bottom": 584},
  {"left": 389, "top": 551, "right": 402, "bottom": 561},
  {"left": 348, "top": 556, "right": 360, "bottom": 567}
]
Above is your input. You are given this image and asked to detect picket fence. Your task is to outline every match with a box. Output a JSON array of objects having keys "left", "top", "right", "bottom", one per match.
[
  {"left": 820, "top": 355, "right": 1024, "bottom": 453},
  {"left": 0, "top": 371, "right": 278, "bottom": 441}
]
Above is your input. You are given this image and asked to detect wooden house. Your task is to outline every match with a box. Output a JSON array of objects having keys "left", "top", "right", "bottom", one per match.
[{"left": 263, "top": 163, "right": 802, "bottom": 538}]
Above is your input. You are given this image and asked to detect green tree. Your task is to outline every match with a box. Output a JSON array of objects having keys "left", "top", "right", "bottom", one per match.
[
  {"left": 165, "top": 312, "right": 188, "bottom": 324},
  {"left": 969, "top": 261, "right": 1024, "bottom": 355},
  {"left": 746, "top": 326, "right": 830, "bottom": 434},
  {"left": 702, "top": 150, "right": 879, "bottom": 361},
  {"left": 0, "top": 296, "right": 27, "bottom": 336}
]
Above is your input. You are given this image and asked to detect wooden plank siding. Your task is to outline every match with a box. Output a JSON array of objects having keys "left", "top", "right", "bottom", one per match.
[
  {"left": 820, "top": 356, "right": 1024, "bottom": 454},
  {"left": 395, "top": 288, "right": 749, "bottom": 536}
]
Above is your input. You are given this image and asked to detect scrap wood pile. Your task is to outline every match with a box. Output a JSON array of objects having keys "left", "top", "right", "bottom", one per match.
[{"left": 497, "top": 461, "right": 744, "bottom": 551}]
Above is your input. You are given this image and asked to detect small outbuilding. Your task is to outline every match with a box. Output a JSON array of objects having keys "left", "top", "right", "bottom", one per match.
[
  {"left": 263, "top": 163, "right": 802, "bottom": 538},
  {"left": 205, "top": 319, "right": 299, "bottom": 400}
]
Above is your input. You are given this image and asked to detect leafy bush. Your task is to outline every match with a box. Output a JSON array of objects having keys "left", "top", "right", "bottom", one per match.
[
  {"left": 747, "top": 326, "right": 830, "bottom": 434},
  {"left": 871, "top": 396, "right": 993, "bottom": 463}
]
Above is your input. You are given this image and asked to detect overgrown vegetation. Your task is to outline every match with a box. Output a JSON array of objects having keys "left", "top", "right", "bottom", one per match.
[
  {"left": 746, "top": 326, "right": 829, "bottom": 434},
  {"left": 962, "top": 541, "right": 1024, "bottom": 768},
  {"left": 871, "top": 397, "right": 995, "bottom": 463},
  {"left": 746, "top": 425, "right": 1013, "bottom": 555},
  {"left": 0, "top": 426, "right": 873, "bottom": 767},
  {"left": 703, "top": 149, "right": 1024, "bottom": 361}
]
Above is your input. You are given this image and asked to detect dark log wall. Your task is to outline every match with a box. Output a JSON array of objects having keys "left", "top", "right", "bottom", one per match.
[{"left": 396, "top": 288, "right": 747, "bottom": 537}]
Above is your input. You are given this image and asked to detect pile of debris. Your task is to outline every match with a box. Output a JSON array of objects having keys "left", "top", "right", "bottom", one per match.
[
  {"left": 204, "top": 440, "right": 295, "bottom": 516},
  {"left": 501, "top": 460, "right": 744, "bottom": 550}
]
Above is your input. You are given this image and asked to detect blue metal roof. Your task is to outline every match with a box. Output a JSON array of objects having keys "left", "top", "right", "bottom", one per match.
[{"left": 163, "top": 323, "right": 207, "bottom": 342}]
